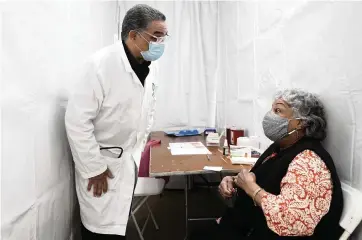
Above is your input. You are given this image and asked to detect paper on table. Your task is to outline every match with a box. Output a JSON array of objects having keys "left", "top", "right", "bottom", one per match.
[
  {"left": 169, "top": 142, "right": 211, "bottom": 155},
  {"left": 203, "top": 166, "right": 223, "bottom": 172}
]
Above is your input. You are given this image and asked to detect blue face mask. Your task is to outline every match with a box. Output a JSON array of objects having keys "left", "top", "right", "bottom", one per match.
[
  {"left": 140, "top": 41, "right": 165, "bottom": 61},
  {"left": 136, "top": 32, "right": 166, "bottom": 61}
]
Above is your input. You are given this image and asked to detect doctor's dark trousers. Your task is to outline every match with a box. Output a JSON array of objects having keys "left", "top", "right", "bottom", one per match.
[{"left": 81, "top": 224, "right": 126, "bottom": 240}]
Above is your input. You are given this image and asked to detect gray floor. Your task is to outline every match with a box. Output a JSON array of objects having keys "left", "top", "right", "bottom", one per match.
[{"left": 126, "top": 188, "right": 226, "bottom": 240}]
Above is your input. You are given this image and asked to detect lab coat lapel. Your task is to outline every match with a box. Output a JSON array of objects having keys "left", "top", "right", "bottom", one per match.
[
  {"left": 119, "top": 41, "right": 144, "bottom": 88},
  {"left": 132, "top": 64, "right": 159, "bottom": 168},
  {"left": 119, "top": 41, "right": 157, "bottom": 167}
]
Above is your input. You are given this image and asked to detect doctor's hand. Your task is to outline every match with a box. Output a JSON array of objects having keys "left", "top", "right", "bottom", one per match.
[
  {"left": 87, "top": 169, "right": 114, "bottom": 197},
  {"left": 218, "top": 176, "right": 235, "bottom": 198}
]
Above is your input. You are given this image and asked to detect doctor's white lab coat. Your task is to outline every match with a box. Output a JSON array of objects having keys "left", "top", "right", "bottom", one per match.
[{"left": 65, "top": 41, "right": 158, "bottom": 235}]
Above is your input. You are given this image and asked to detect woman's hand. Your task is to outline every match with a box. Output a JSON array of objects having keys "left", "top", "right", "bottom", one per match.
[
  {"left": 233, "top": 169, "right": 258, "bottom": 196},
  {"left": 218, "top": 176, "right": 235, "bottom": 198}
]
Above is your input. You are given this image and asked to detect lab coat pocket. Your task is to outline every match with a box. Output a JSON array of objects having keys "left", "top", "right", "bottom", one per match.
[{"left": 104, "top": 156, "right": 124, "bottom": 192}]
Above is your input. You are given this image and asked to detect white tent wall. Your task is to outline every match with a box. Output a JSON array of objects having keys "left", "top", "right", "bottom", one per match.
[
  {"left": 0, "top": 4, "right": 3, "bottom": 239},
  {"left": 1, "top": 1, "right": 117, "bottom": 240},
  {"left": 217, "top": 0, "right": 362, "bottom": 238}
]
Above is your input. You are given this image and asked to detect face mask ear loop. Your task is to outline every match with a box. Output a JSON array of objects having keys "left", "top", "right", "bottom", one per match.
[
  {"left": 287, "top": 129, "right": 297, "bottom": 136},
  {"left": 274, "top": 128, "right": 297, "bottom": 144},
  {"left": 133, "top": 31, "right": 150, "bottom": 52},
  {"left": 138, "top": 31, "right": 150, "bottom": 44},
  {"left": 134, "top": 43, "right": 142, "bottom": 52}
]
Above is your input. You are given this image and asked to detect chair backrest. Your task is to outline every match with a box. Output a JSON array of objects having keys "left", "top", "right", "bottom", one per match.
[{"left": 339, "top": 182, "right": 362, "bottom": 240}]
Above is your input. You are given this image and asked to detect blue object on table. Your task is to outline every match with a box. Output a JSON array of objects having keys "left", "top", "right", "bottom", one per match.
[
  {"left": 204, "top": 128, "right": 217, "bottom": 136},
  {"left": 164, "top": 129, "right": 201, "bottom": 137}
]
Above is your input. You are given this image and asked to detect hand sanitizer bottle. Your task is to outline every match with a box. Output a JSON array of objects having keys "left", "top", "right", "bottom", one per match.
[{"left": 223, "top": 139, "right": 229, "bottom": 156}]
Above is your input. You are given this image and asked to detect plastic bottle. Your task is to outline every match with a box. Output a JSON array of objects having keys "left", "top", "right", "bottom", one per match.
[{"left": 223, "top": 139, "right": 229, "bottom": 156}]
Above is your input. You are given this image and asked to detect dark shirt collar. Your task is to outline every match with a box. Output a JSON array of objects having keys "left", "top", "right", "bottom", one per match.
[
  {"left": 122, "top": 40, "right": 150, "bottom": 68},
  {"left": 122, "top": 40, "right": 151, "bottom": 86}
]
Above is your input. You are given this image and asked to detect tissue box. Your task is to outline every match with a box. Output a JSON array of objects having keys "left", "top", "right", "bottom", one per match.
[
  {"left": 230, "top": 146, "right": 251, "bottom": 157},
  {"left": 230, "top": 146, "right": 260, "bottom": 165},
  {"left": 206, "top": 133, "right": 220, "bottom": 146}
]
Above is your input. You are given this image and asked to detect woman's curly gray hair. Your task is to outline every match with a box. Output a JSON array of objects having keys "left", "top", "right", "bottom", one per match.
[{"left": 274, "top": 89, "right": 327, "bottom": 140}]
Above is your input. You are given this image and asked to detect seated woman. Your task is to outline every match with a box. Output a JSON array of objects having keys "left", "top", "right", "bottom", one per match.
[{"left": 191, "top": 89, "right": 344, "bottom": 240}]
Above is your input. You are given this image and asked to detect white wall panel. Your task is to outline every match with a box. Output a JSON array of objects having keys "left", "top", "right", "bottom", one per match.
[{"left": 1, "top": 1, "right": 117, "bottom": 239}]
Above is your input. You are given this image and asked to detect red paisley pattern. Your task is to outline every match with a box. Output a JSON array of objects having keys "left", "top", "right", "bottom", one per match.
[{"left": 260, "top": 150, "right": 332, "bottom": 236}]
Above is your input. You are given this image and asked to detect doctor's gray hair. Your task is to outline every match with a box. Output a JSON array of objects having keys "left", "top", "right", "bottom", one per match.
[
  {"left": 121, "top": 4, "right": 166, "bottom": 41},
  {"left": 274, "top": 89, "right": 327, "bottom": 140}
]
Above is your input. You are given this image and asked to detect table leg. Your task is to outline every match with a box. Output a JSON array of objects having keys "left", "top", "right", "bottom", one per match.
[{"left": 184, "top": 175, "right": 189, "bottom": 240}]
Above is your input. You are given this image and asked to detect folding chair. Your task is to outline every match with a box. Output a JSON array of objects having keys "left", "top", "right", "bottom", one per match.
[
  {"left": 339, "top": 182, "right": 362, "bottom": 239},
  {"left": 131, "top": 177, "right": 165, "bottom": 240}
]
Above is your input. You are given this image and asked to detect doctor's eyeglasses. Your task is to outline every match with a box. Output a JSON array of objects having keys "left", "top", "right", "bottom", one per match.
[{"left": 138, "top": 31, "right": 169, "bottom": 43}]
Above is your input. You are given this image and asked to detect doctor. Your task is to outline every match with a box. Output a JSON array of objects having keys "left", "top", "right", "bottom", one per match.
[{"left": 65, "top": 4, "right": 167, "bottom": 240}]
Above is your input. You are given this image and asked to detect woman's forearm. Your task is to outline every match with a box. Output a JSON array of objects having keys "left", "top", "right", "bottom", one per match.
[
  {"left": 253, "top": 188, "right": 267, "bottom": 206},
  {"left": 244, "top": 182, "right": 267, "bottom": 206}
]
